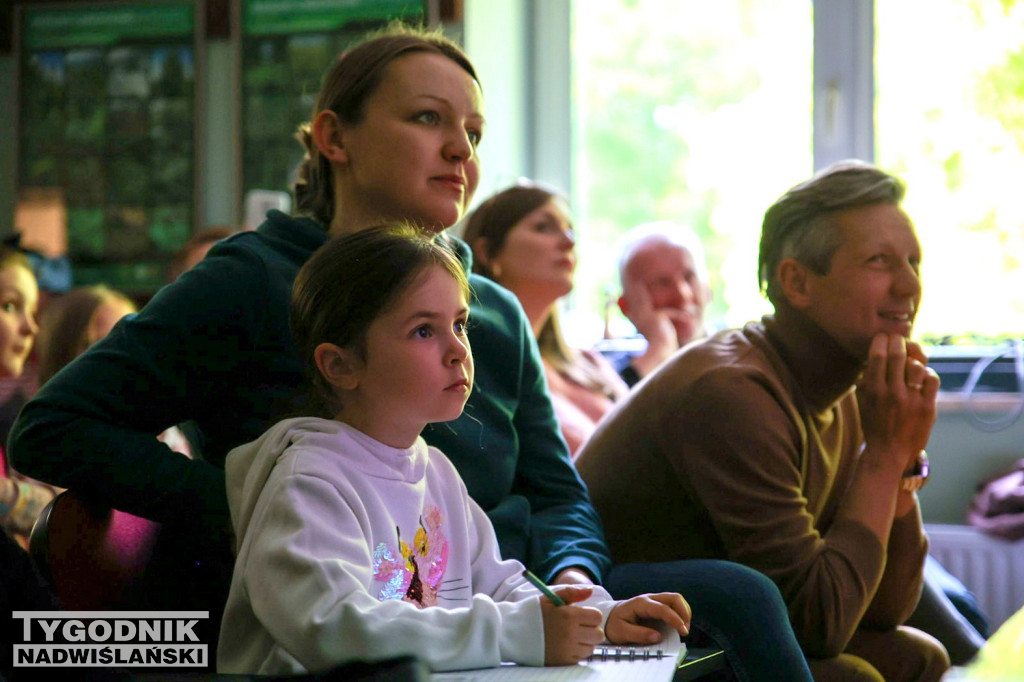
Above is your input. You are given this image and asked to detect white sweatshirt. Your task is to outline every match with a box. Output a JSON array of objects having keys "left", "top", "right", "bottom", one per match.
[{"left": 217, "top": 417, "right": 613, "bottom": 674}]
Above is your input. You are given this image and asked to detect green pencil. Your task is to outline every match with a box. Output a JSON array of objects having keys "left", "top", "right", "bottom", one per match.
[{"left": 522, "top": 569, "right": 567, "bottom": 606}]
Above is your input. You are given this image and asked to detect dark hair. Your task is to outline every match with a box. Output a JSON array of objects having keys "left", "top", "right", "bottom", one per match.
[
  {"left": 290, "top": 223, "right": 469, "bottom": 417},
  {"left": 294, "top": 23, "right": 480, "bottom": 226},
  {"left": 36, "top": 285, "right": 137, "bottom": 386},
  {"left": 759, "top": 160, "right": 907, "bottom": 305}
]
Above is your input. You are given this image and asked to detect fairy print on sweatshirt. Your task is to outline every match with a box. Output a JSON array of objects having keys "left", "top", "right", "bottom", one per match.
[{"left": 373, "top": 504, "right": 452, "bottom": 607}]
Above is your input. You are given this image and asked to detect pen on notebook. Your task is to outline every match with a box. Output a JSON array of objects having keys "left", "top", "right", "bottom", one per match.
[{"left": 522, "top": 569, "right": 567, "bottom": 606}]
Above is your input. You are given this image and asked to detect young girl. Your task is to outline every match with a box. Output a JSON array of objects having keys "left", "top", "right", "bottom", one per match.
[{"left": 217, "top": 224, "right": 688, "bottom": 674}]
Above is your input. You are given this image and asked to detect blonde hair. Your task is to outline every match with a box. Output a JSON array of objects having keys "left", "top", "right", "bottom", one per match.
[
  {"left": 0, "top": 245, "right": 31, "bottom": 275},
  {"left": 537, "top": 309, "right": 627, "bottom": 402}
]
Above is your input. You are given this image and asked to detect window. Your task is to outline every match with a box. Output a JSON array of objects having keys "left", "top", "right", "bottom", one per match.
[
  {"left": 570, "top": 0, "right": 1024, "bottom": 349},
  {"left": 570, "top": 0, "right": 813, "bottom": 342},
  {"left": 876, "top": 0, "right": 1024, "bottom": 343}
]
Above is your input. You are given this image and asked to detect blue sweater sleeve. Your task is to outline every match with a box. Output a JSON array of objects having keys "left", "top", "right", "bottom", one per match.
[
  {"left": 7, "top": 238, "right": 277, "bottom": 535},
  {"left": 424, "top": 273, "right": 611, "bottom": 584}
]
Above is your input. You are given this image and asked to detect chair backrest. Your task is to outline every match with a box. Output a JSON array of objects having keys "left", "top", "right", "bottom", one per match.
[{"left": 28, "top": 489, "right": 161, "bottom": 610}]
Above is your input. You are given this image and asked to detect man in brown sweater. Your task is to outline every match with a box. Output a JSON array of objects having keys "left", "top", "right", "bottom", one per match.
[{"left": 576, "top": 161, "right": 949, "bottom": 681}]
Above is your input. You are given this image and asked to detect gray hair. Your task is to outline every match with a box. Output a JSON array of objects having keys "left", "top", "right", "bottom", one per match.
[
  {"left": 617, "top": 221, "right": 708, "bottom": 285},
  {"left": 758, "top": 160, "right": 906, "bottom": 305}
]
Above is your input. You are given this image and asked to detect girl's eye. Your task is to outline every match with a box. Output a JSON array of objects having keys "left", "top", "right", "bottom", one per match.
[
  {"left": 454, "top": 319, "right": 468, "bottom": 335},
  {"left": 467, "top": 129, "right": 482, "bottom": 146},
  {"left": 1, "top": 302, "right": 15, "bottom": 314},
  {"left": 414, "top": 325, "right": 432, "bottom": 339}
]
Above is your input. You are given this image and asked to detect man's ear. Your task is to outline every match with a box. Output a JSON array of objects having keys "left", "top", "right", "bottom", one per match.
[
  {"left": 777, "top": 258, "right": 813, "bottom": 309},
  {"left": 311, "top": 110, "right": 348, "bottom": 164},
  {"left": 314, "top": 342, "right": 363, "bottom": 391}
]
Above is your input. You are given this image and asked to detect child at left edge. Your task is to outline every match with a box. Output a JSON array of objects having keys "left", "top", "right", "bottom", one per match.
[{"left": 216, "top": 223, "right": 690, "bottom": 675}]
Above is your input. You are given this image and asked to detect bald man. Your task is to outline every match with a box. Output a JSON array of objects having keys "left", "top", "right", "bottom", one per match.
[{"left": 614, "top": 222, "right": 711, "bottom": 386}]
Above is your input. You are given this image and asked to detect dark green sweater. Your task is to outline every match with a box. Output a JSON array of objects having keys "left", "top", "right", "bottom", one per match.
[{"left": 9, "top": 211, "right": 609, "bottom": 583}]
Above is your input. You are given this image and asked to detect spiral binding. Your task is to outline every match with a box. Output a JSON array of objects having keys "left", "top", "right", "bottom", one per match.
[{"left": 587, "top": 645, "right": 668, "bottom": 662}]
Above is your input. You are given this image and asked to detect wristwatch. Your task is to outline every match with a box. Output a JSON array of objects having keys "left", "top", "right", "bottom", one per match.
[{"left": 901, "top": 451, "right": 930, "bottom": 492}]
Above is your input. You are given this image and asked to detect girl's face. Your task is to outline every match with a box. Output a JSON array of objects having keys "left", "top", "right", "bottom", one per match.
[
  {"left": 489, "top": 198, "right": 576, "bottom": 301},
  {"left": 0, "top": 264, "right": 39, "bottom": 379},
  {"left": 340, "top": 265, "right": 473, "bottom": 448},
  {"left": 334, "top": 52, "right": 484, "bottom": 234}
]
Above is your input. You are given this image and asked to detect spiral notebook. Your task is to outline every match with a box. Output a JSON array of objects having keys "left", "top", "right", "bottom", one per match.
[{"left": 431, "top": 621, "right": 685, "bottom": 681}]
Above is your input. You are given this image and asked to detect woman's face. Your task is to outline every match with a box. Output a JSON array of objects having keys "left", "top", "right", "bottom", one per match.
[
  {"left": 85, "top": 298, "right": 137, "bottom": 349},
  {"left": 0, "top": 264, "right": 39, "bottom": 379},
  {"left": 489, "top": 198, "right": 576, "bottom": 301},
  {"left": 335, "top": 52, "right": 484, "bottom": 234}
]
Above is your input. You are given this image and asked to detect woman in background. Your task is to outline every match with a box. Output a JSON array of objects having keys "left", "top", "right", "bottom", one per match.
[
  {"left": 37, "top": 285, "right": 137, "bottom": 385},
  {"left": 463, "top": 183, "right": 627, "bottom": 457},
  {"left": 35, "top": 284, "right": 192, "bottom": 457}
]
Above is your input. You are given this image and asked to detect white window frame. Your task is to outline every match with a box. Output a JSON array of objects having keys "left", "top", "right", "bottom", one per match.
[{"left": 813, "top": 0, "right": 874, "bottom": 169}]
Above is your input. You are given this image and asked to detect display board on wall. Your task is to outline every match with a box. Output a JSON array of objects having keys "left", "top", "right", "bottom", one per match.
[
  {"left": 16, "top": 1, "right": 200, "bottom": 296},
  {"left": 240, "top": 0, "right": 425, "bottom": 200}
]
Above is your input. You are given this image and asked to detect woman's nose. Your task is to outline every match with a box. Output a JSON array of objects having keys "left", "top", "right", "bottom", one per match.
[
  {"left": 444, "top": 127, "right": 475, "bottom": 163},
  {"left": 559, "top": 228, "right": 575, "bottom": 248}
]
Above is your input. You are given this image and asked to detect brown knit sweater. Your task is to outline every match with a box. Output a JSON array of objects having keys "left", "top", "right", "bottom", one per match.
[{"left": 576, "top": 308, "right": 927, "bottom": 658}]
